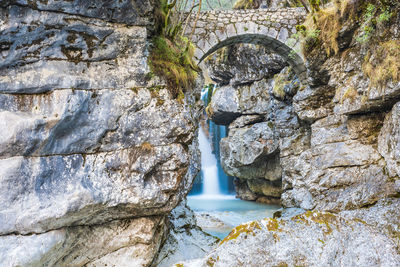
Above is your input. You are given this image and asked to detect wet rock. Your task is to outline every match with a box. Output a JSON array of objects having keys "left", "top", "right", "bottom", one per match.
[
  {"left": 233, "top": 178, "right": 258, "bottom": 201},
  {"left": 195, "top": 212, "right": 232, "bottom": 232},
  {"left": 247, "top": 179, "right": 282, "bottom": 199}
]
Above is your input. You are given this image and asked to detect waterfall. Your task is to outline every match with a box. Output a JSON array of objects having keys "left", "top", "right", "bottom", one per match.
[
  {"left": 198, "top": 127, "right": 221, "bottom": 196},
  {"left": 189, "top": 85, "right": 235, "bottom": 198}
]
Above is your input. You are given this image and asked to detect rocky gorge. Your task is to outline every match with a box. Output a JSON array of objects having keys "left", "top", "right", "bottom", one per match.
[{"left": 1, "top": 0, "right": 400, "bottom": 266}]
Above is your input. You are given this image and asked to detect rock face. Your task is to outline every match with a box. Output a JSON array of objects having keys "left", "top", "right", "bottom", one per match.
[
  {"left": 0, "top": 1, "right": 204, "bottom": 265},
  {"left": 206, "top": 12, "right": 400, "bottom": 211},
  {"left": 205, "top": 45, "right": 300, "bottom": 203},
  {"left": 154, "top": 201, "right": 218, "bottom": 267},
  {"left": 186, "top": 198, "right": 400, "bottom": 267}
]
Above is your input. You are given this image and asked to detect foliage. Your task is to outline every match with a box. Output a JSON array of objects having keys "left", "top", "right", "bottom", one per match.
[
  {"left": 149, "top": 0, "right": 200, "bottom": 98},
  {"left": 362, "top": 40, "right": 400, "bottom": 90},
  {"left": 204, "top": 84, "right": 215, "bottom": 105},
  {"left": 287, "top": 0, "right": 330, "bottom": 13},
  {"left": 272, "top": 71, "right": 291, "bottom": 100},
  {"left": 355, "top": 2, "right": 395, "bottom": 44},
  {"left": 149, "top": 35, "right": 198, "bottom": 97},
  {"left": 296, "top": 0, "right": 399, "bottom": 57}
]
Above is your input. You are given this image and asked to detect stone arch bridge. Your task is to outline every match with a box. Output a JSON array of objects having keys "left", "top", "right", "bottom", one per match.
[{"left": 185, "top": 8, "right": 307, "bottom": 81}]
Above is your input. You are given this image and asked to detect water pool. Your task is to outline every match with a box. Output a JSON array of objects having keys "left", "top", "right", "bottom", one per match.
[{"left": 188, "top": 195, "right": 280, "bottom": 239}]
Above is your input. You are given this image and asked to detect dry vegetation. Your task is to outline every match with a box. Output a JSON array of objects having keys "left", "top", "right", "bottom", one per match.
[
  {"left": 363, "top": 40, "right": 400, "bottom": 90},
  {"left": 296, "top": 0, "right": 400, "bottom": 88}
]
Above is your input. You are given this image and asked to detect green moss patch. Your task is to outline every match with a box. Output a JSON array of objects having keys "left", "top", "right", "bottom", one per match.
[
  {"left": 298, "top": 0, "right": 399, "bottom": 57},
  {"left": 149, "top": 0, "right": 199, "bottom": 98},
  {"left": 149, "top": 36, "right": 198, "bottom": 98}
]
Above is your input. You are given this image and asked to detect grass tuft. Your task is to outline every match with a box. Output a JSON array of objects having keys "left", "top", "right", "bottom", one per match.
[
  {"left": 362, "top": 40, "right": 400, "bottom": 91},
  {"left": 149, "top": 35, "right": 198, "bottom": 98},
  {"left": 149, "top": 0, "right": 200, "bottom": 99}
]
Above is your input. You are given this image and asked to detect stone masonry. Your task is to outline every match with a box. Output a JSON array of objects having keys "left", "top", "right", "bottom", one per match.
[{"left": 185, "top": 8, "right": 307, "bottom": 81}]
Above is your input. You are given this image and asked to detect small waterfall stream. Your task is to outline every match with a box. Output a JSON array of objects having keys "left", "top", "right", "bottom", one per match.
[
  {"left": 189, "top": 85, "right": 234, "bottom": 198},
  {"left": 198, "top": 127, "right": 221, "bottom": 196},
  {"left": 187, "top": 85, "right": 279, "bottom": 239}
]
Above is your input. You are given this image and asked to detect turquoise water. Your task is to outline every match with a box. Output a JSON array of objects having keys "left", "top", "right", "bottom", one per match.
[
  {"left": 189, "top": 86, "right": 280, "bottom": 240},
  {"left": 188, "top": 196, "right": 280, "bottom": 239}
]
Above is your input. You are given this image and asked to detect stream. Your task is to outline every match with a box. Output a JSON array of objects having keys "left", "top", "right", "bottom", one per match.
[{"left": 187, "top": 86, "right": 280, "bottom": 240}]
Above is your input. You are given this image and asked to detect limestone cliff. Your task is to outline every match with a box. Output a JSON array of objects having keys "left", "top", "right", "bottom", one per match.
[
  {"left": 0, "top": 1, "right": 206, "bottom": 266},
  {"left": 205, "top": 4, "right": 400, "bottom": 210}
]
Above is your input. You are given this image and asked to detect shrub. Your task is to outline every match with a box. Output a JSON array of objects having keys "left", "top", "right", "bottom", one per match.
[{"left": 149, "top": 35, "right": 198, "bottom": 97}]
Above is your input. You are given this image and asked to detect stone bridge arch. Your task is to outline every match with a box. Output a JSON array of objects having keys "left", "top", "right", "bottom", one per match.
[{"left": 185, "top": 8, "right": 308, "bottom": 81}]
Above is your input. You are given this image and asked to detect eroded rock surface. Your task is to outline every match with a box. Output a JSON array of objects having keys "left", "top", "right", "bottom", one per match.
[
  {"left": 1, "top": 216, "right": 166, "bottom": 267},
  {"left": 206, "top": 12, "right": 400, "bottom": 212},
  {"left": 186, "top": 198, "right": 400, "bottom": 267},
  {"left": 205, "top": 45, "right": 299, "bottom": 203},
  {"left": 0, "top": 1, "right": 202, "bottom": 265},
  {"left": 154, "top": 201, "right": 218, "bottom": 267}
]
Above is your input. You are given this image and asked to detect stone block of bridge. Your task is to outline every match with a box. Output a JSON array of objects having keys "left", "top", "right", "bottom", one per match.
[{"left": 185, "top": 8, "right": 308, "bottom": 82}]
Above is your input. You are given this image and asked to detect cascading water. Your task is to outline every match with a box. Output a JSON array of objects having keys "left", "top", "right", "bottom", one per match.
[
  {"left": 198, "top": 127, "right": 221, "bottom": 196},
  {"left": 187, "top": 84, "right": 279, "bottom": 240},
  {"left": 189, "top": 84, "right": 235, "bottom": 198}
]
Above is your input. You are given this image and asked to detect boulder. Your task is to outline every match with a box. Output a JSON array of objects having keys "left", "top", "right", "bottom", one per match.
[
  {"left": 220, "top": 121, "right": 280, "bottom": 181},
  {"left": 154, "top": 202, "right": 218, "bottom": 267},
  {"left": 185, "top": 199, "right": 400, "bottom": 266},
  {"left": 0, "top": 216, "right": 166, "bottom": 267}
]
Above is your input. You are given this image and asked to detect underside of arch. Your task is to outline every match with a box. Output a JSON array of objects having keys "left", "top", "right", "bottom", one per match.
[{"left": 196, "top": 34, "right": 307, "bottom": 83}]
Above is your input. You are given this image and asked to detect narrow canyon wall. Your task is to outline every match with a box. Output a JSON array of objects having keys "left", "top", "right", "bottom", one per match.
[{"left": 0, "top": 1, "right": 204, "bottom": 266}]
